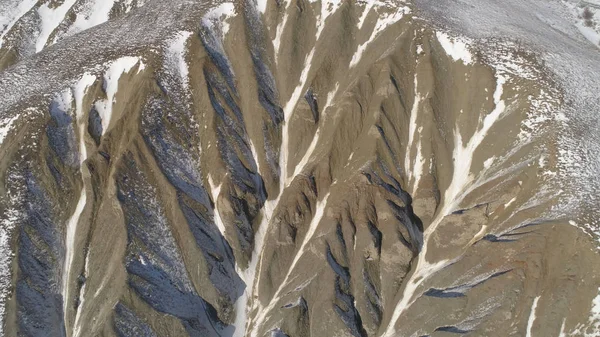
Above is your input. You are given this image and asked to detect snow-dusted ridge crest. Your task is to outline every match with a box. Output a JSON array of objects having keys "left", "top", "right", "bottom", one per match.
[
  {"left": 0, "top": 0, "right": 213, "bottom": 116},
  {"left": 1, "top": 0, "right": 148, "bottom": 57}
]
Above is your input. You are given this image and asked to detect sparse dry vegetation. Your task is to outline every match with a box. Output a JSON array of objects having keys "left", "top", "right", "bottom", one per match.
[
  {"left": 582, "top": 6, "right": 595, "bottom": 26},
  {"left": 583, "top": 6, "right": 594, "bottom": 20}
]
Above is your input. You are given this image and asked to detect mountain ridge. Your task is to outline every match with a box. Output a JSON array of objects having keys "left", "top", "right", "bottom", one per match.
[{"left": 0, "top": 1, "right": 599, "bottom": 336}]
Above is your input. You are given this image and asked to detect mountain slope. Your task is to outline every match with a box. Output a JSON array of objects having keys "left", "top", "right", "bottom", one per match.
[{"left": 0, "top": 1, "right": 599, "bottom": 337}]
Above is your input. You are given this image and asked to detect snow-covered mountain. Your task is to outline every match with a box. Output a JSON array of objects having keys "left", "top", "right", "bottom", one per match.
[{"left": 0, "top": 0, "right": 599, "bottom": 336}]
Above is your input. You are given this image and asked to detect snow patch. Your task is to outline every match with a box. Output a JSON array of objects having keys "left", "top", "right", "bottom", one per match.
[
  {"left": 203, "top": 2, "right": 236, "bottom": 38},
  {"left": 166, "top": 31, "right": 193, "bottom": 90},
  {"left": 68, "top": 0, "right": 117, "bottom": 35},
  {"left": 436, "top": 31, "right": 474, "bottom": 64},
  {"left": 0, "top": 0, "right": 38, "bottom": 48},
  {"left": 73, "top": 73, "right": 96, "bottom": 163},
  {"left": 505, "top": 197, "right": 517, "bottom": 208},
  {"left": 526, "top": 296, "right": 541, "bottom": 337},
  {"left": 576, "top": 21, "right": 600, "bottom": 47},
  {"left": 562, "top": 1, "right": 600, "bottom": 49},
  {"left": 36, "top": 0, "right": 78, "bottom": 52},
  {"left": 416, "top": 44, "right": 424, "bottom": 55},
  {"left": 207, "top": 175, "right": 228, "bottom": 238},
  {"left": 405, "top": 74, "right": 425, "bottom": 195},
  {"left": 256, "top": 0, "right": 268, "bottom": 14},
  {"left": 273, "top": 0, "right": 292, "bottom": 60},
  {"left": 94, "top": 56, "right": 141, "bottom": 135},
  {"left": 350, "top": 6, "right": 410, "bottom": 67},
  {"left": 68, "top": 73, "right": 95, "bottom": 337},
  {"left": 382, "top": 74, "right": 508, "bottom": 337},
  {"left": 0, "top": 114, "right": 20, "bottom": 147}
]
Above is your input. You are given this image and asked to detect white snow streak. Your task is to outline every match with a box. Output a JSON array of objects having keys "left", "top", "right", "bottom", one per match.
[
  {"left": 0, "top": 114, "right": 19, "bottom": 147},
  {"left": 95, "top": 57, "right": 141, "bottom": 135},
  {"left": 68, "top": 0, "right": 117, "bottom": 36},
  {"left": 166, "top": 31, "right": 193, "bottom": 89},
  {"left": 233, "top": 290, "right": 249, "bottom": 337},
  {"left": 559, "top": 318, "right": 568, "bottom": 337},
  {"left": 256, "top": 0, "right": 268, "bottom": 14},
  {"left": 36, "top": 0, "right": 77, "bottom": 52},
  {"left": 382, "top": 74, "right": 508, "bottom": 337},
  {"left": 73, "top": 73, "right": 96, "bottom": 163},
  {"left": 273, "top": 0, "right": 293, "bottom": 61},
  {"left": 248, "top": 139, "right": 262, "bottom": 177},
  {"left": 280, "top": 1, "right": 343, "bottom": 186},
  {"left": 357, "top": 1, "right": 376, "bottom": 30},
  {"left": 505, "top": 196, "right": 517, "bottom": 208},
  {"left": 207, "top": 175, "right": 228, "bottom": 238},
  {"left": 63, "top": 190, "right": 86, "bottom": 329},
  {"left": 249, "top": 193, "right": 331, "bottom": 337},
  {"left": 526, "top": 296, "right": 541, "bottom": 337},
  {"left": 288, "top": 83, "right": 338, "bottom": 184},
  {"left": 72, "top": 254, "right": 91, "bottom": 337},
  {"left": 0, "top": 0, "right": 38, "bottom": 48},
  {"left": 350, "top": 6, "right": 410, "bottom": 67},
  {"left": 311, "top": 0, "right": 342, "bottom": 39},
  {"left": 280, "top": 47, "right": 316, "bottom": 185},
  {"left": 202, "top": 2, "right": 236, "bottom": 38},
  {"left": 445, "top": 75, "right": 506, "bottom": 209},
  {"left": 436, "top": 31, "right": 474, "bottom": 64},
  {"left": 235, "top": 199, "right": 275, "bottom": 336},
  {"left": 68, "top": 73, "right": 95, "bottom": 337},
  {"left": 405, "top": 75, "right": 424, "bottom": 195},
  {"left": 0, "top": 206, "right": 22, "bottom": 337}
]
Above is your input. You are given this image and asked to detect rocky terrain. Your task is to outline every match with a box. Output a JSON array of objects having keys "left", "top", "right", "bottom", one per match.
[{"left": 0, "top": 0, "right": 599, "bottom": 336}]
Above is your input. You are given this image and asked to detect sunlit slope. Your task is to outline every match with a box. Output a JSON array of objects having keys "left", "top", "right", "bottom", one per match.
[{"left": 0, "top": 1, "right": 598, "bottom": 337}]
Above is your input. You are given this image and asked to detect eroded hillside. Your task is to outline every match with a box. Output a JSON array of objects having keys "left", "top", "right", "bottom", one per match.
[{"left": 0, "top": 1, "right": 599, "bottom": 337}]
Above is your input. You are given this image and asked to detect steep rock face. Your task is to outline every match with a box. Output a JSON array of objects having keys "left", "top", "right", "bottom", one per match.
[{"left": 0, "top": 1, "right": 599, "bottom": 337}]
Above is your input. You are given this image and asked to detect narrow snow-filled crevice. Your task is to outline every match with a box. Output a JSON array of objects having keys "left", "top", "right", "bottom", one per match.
[
  {"left": 248, "top": 193, "right": 331, "bottom": 337},
  {"left": 280, "top": 47, "right": 317, "bottom": 186},
  {"left": 165, "top": 31, "right": 193, "bottom": 92},
  {"left": 279, "top": 1, "right": 342, "bottom": 189},
  {"left": 288, "top": 83, "right": 339, "bottom": 186},
  {"left": 526, "top": 296, "right": 541, "bottom": 337},
  {"left": 350, "top": 5, "right": 411, "bottom": 67},
  {"left": 94, "top": 57, "right": 142, "bottom": 135},
  {"left": 404, "top": 74, "right": 424, "bottom": 195},
  {"left": 36, "top": 0, "right": 78, "bottom": 52},
  {"left": 273, "top": 0, "right": 293, "bottom": 62},
  {"left": 65, "top": 73, "right": 95, "bottom": 337},
  {"left": 382, "top": 73, "right": 510, "bottom": 337},
  {"left": 207, "top": 175, "right": 228, "bottom": 240},
  {"left": 0, "top": 0, "right": 38, "bottom": 48}
]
